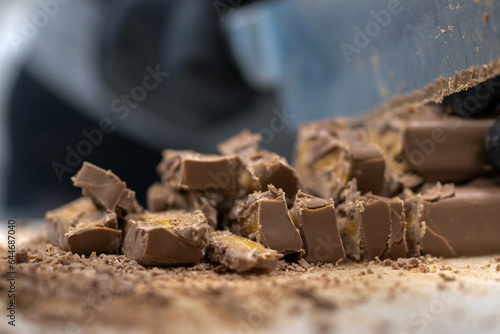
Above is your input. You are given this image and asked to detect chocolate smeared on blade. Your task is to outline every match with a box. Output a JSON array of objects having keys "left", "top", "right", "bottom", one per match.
[
  {"left": 122, "top": 210, "right": 210, "bottom": 266},
  {"left": 45, "top": 197, "right": 121, "bottom": 255},
  {"left": 72, "top": 162, "right": 127, "bottom": 211},
  {"left": 291, "top": 192, "right": 345, "bottom": 264},
  {"left": 208, "top": 231, "right": 283, "bottom": 272},
  {"left": 232, "top": 185, "right": 302, "bottom": 254},
  {"left": 157, "top": 150, "right": 242, "bottom": 195},
  {"left": 419, "top": 180, "right": 500, "bottom": 257}
]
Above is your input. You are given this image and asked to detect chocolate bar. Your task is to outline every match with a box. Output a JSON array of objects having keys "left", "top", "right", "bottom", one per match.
[
  {"left": 290, "top": 192, "right": 345, "bottom": 264},
  {"left": 72, "top": 162, "right": 142, "bottom": 214},
  {"left": 219, "top": 130, "right": 300, "bottom": 205},
  {"left": 294, "top": 120, "right": 385, "bottom": 200},
  {"left": 416, "top": 180, "right": 500, "bottom": 257},
  {"left": 122, "top": 210, "right": 210, "bottom": 266},
  {"left": 45, "top": 197, "right": 121, "bottom": 255},
  {"left": 147, "top": 182, "right": 218, "bottom": 229},
  {"left": 402, "top": 116, "right": 497, "bottom": 182},
  {"left": 208, "top": 231, "right": 282, "bottom": 272},
  {"left": 232, "top": 185, "right": 302, "bottom": 254},
  {"left": 157, "top": 150, "right": 242, "bottom": 194},
  {"left": 337, "top": 192, "right": 407, "bottom": 261}
]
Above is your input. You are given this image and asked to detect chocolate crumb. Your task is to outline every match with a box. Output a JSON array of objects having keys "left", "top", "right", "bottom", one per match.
[
  {"left": 441, "top": 29, "right": 447, "bottom": 34},
  {"left": 367, "top": 268, "right": 374, "bottom": 274},
  {"left": 439, "top": 272, "right": 456, "bottom": 282},
  {"left": 15, "top": 249, "right": 30, "bottom": 264},
  {"left": 382, "top": 259, "right": 393, "bottom": 266},
  {"left": 496, "top": 264, "right": 500, "bottom": 271}
]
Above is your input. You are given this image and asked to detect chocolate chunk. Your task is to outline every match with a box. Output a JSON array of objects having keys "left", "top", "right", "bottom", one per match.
[
  {"left": 157, "top": 150, "right": 242, "bottom": 195},
  {"left": 338, "top": 194, "right": 407, "bottom": 261},
  {"left": 117, "top": 189, "right": 143, "bottom": 216},
  {"left": 122, "top": 210, "right": 210, "bottom": 266},
  {"left": 403, "top": 191, "right": 425, "bottom": 257},
  {"left": 220, "top": 130, "right": 300, "bottom": 205},
  {"left": 402, "top": 116, "right": 497, "bottom": 182},
  {"left": 208, "top": 231, "right": 282, "bottom": 272},
  {"left": 71, "top": 162, "right": 127, "bottom": 211},
  {"left": 419, "top": 180, "right": 500, "bottom": 257},
  {"left": 291, "top": 192, "right": 345, "bottom": 264},
  {"left": 232, "top": 185, "right": 302, "bottom": 254},
  {"left": 241, "top": 151, "right": 300, "bottom": 206},
  {"left": 146, "top": 182, "right": 218, "bottom": 229},
  {"left": 382, "top": 197, "right": 408, "bottom": 260},
  {"left": 294, "top": 120, "right": 385, "bottom": 200},
  {"left": 45, "top": 197, "right": 121, "bottom": 255},
  {"left": 217, "top": 129, "right": 261, "bottom": 160}
]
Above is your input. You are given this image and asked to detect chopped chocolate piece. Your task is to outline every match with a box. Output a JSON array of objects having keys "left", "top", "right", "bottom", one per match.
[
  {"left": 403, "top": 192, "right": 425, "bottom": 257},
  {"left": 217, "top": 129, "right": 261, "bottom": 160},
  {"left": 122, "top": 210, "right": 210, "bottom": 266},
  {"left": 294, "top": 120, "right": 385, "bottom": 200},
  {"left": 382, "top": 197, "right": 408, "bottom": 260},
  {"left": 72, "top": 162, "right": 127, "bottom": 211},
  {"left": 220, "top": 130, "right": 300, "bottom": 205},
  {"left": 232, "top": 185, "right": 302, "bottom": 254},
  {"left": 146, "top": 182, "right": 218, "bottom": 229},
  {"left": 420, "top": 180, "right": 500, "bottom": 257},
  {"left": 338, "top": 194, "right": 407, "bottom": 261},
  {"left": 208, "top": 231, "right": 282, "bottom": 272},
  {"left": 291, "top": 192, "right": 345, "bottom": 264},
  {"left": 241, "top": 151, "right": 300, "bottom": 206},
  {"left": 117, "top": 189, "right": 142, "bottom": 216},
  {"left": 157, "top": 150, "right": 242, "bottom": 195},
  {"left": 45, "top": 197, "right": 121, "bottom": 255},
  {"left": 402, "top": 117, "right": 497, "bottom": 182}
]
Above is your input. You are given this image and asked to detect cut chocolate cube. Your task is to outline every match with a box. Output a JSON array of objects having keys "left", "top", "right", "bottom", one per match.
[
  {"left": 122, "top": 210, "right": 210, "bottom": 266},
  {"left": 337, "top": 194, "right": 408, "bottom": 261},
  {"left": 290, "top": 192, "right": 345, "bottom": 264},
  {"left": 157, "top": 150, "right": 242, "bottom": 195},
  {"left": 72, "top": 162, "right": 127, "bottom": 211},
  {"left": 232, "top": 185, "right": 302, "bottom": 254},
  {"left": 219, "top": 130, "right": 300, "bottom": 205},
  {"left": 418, "top": 180, "right": 500, "bottom": 257},
  {"left": 241, "top": 151, "right": 300, "bottom": 206},
  {"left": 294, "top": 120, "right": 385, "bottom": 200},
  {"left": 45, "top": 197, "right": 121, "bottom": 255},
  {"left": 208, "top": 231, "right": 282, "bottom": 272}
]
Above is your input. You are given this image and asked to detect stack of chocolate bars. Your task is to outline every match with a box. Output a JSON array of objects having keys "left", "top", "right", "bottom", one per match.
[{"left": 46, "top": 103, "right": 500, "bottom": 272}]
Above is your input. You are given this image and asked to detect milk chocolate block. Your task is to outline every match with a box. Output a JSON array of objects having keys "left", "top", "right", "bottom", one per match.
[
  {"left": 157, "top": 150, "right": 242, "bottom": 194},
  {"left": 146, "top": 182, "right": 218, "bottom": 229},
  {"left": 290, "top": 192, "right": 345, "bottom": 264},
  {"left": 46, "top": 197, "right": 121, "bottom": 255},
  {"left": 294, "top": 120, "right": 385, "bottom": 200},
  {"left": 72, "top": 162, "right": 127, "bottom": 211},
  {"left": 122, "top": 210, "right": 210, "bottom": 266},
  {"left": 418, "top": 180, "right": 500, "bottom": 257},
  {"left": 232, "top": 185, "right": 302, "bottom": 254},
  {"left": 402, "top": 116, "right": 497, "bottom": 182},
  {"left": 208, "top": 231, "right": 282, "bottom": 272},
  {"left": 338, "top": 194, "right": 407, "bottom": 261}
]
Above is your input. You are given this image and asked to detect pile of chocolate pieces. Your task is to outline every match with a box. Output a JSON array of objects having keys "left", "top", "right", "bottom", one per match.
[{"left": 46, "top": 103, "right": 500, "bottom": 273}]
